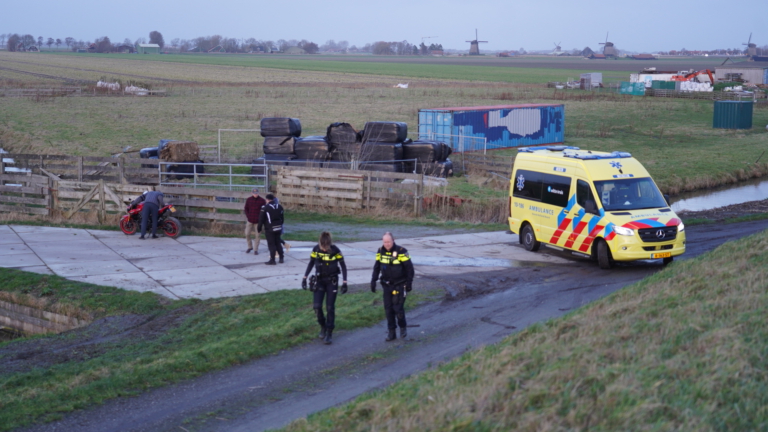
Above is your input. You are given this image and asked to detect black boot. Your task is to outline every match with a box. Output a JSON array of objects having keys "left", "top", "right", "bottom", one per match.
[
  {"left": 400, "top": 327, "right": 407, "bottom": 339},
  {"left": 265, "top": 259, "right": 276, "bottom": 265},
  {"left": 279, "top": 256, "right": 284, "bottom": 264},
  {"left": 386, "top": 329, "right": 397, "bottom": 341},
  {"left": 318, "top": 326, "right": 327, "bottom": 339},
  {"left": 324, "top": 329, "right": 333, "bottom": 345}
]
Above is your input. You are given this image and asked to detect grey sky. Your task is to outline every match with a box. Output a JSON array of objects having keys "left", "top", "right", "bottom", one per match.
[{"left": 2, "top": 0, "right": 763, "bottom": 53}]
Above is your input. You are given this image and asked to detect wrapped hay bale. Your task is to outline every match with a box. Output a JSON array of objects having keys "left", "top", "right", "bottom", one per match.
[
  {"left": 326, "top": 122, "right": 358, "bottom": 146},
  {"left": 360, "top": 121, "right": 408, "bottom": 143},
  {"left": 360, "top": 141, "right": 403, "bottom": 162},
  {"left": 263, "top": 136, "right": 297, "bottom": 154},
  {"left": 260, "top": 118, "right": 302, "bottom": 137},
  {"left": 159, "top": 141, "right": 200, "bottom": 162},
  {"left": 294, "top": 136, "right": 330, "bottom": 160}
]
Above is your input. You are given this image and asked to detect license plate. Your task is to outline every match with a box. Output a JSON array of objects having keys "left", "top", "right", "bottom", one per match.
[
  {"left": 651, "top": 252, "right": 671, "bottom": 259},
  {"left": 170, "top": 206, "right": 176, "bottom": 212}
]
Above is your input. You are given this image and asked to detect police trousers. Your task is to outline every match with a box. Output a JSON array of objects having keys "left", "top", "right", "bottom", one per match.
[
  {"left": 313, "top": 278, "right": 338, "bottom": 330},
  {"left": 382, "top": 282, "right": 407, "bottom": 330},
  {"left": 265, "top": 229, "right": 283, "bottom": 259}
]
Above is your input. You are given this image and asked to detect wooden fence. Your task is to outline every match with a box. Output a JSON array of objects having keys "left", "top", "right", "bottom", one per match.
[
  {"left": 453, "top": 153, "right": 515, "bottom": 178},
  {"left": 0, "top": 173, "right": 51, "bottom": 216},
  {"left": 4, "top": 154, "right": 158, "bottom": 185}
]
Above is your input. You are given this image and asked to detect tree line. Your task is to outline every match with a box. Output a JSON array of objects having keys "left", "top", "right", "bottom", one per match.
[{"left": 2, "top": 31, "right": 449, "bottom": 55}]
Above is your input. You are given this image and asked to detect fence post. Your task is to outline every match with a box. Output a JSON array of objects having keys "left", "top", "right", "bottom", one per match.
[
  {"left": 78, "top": 156, "right": 83, "bottom": 182},
  {"left": 366, "top": 174, "right": 371, "bottom": 210},
  {"left": 417, "top": 173, "right": 424, "bottom": 216},
  {"left": 98, "top": 179, "right": 106, "bottom": 224},
  {"left": 47, "top": 177, "right": 54, "bottom": 216},
  {"left": 118, "top": 156, "right": 125, "bottom": 184}
]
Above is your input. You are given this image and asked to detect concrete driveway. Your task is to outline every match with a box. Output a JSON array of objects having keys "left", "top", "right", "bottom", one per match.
[{"left": 0, "top": 225, "right": 570, "bottom": 299}]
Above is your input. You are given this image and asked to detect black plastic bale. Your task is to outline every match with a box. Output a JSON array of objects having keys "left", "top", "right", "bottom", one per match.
[
  {"left": 294, "top": 136, "right": 330, "bottom": 160},
  {"left": 404, "top": 140, "right": 452, "bottom": 162},
  {"left": 326, "top": 122, "right": 359, "bottom": 146},
  {"left": 360, "top": 141, "right": 403, "bottom": 162},
  {"left": 360, "top": 121, "right": 408, "bottom": 143},
  {"left": 262, "top": 136, "right": 297, "bottom": 154},
  {"left": 260, "top": 118, "right": 302, "bottom": 137},
  {"left": 330, "top": 142, "right": 363, "bottom": 161}
]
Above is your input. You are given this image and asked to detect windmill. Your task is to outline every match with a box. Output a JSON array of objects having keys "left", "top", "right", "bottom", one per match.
[
  {"left": 599, "top": 32, "right": 618, "bottom": 58},
  {"left": 550, "top": 42, "right": 564, "bottom": 56},
  {"left": 743, "top": 33, "right": 757, "bottom": 58},
  {"left": 466, "top": 29, "right": 487, "bottom": 55}
]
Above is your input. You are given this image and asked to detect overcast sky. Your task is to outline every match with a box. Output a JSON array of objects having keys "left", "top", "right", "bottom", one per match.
[{"left": 2, "top": 0, "right": 763, "bottom": 53}]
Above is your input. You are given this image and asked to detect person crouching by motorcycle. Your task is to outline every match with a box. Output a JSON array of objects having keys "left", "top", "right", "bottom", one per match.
[
  {"left": 130, "top": 191, "right": 165, "bottom": 240},
  {"left": 302, "top": 231, "right": 348, "bottom": 345},
  {"left": 371, "top": 232, "right": 414, "bottom": 341}
]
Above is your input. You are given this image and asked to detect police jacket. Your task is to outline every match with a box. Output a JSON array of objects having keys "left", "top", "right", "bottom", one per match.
[
  {"left": 131, "top": 191, "right": 165, "bottom": 208},
  {"left": 304, "top": 245, "right": 348, "bottom": 280},
  {"left": 257, "top": 201, "right": 284, "bottom": 233},
  {"left": 372, "top": 244, "right": 414, "bottom": 286}
]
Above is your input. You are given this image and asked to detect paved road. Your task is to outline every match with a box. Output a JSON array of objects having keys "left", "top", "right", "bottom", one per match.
[
  {"left": 0, "top": 225, "right": 565, "bottom": 299},
  {"left": 15, "top": 219, "right": 768, "bottom": 432}
]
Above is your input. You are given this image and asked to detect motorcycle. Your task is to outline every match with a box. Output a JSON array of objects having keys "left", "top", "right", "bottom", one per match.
[{"left": 120, "top": 203, "right": 183, "bottom": 239}]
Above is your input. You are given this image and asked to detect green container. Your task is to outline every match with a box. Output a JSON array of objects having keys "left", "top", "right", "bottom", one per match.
[
  {"left": 620, "top": 82, "right": 645, "bottom": 96},
  {"left": 651, "top": 80, "right": 676, "bottom": 90},
  {"left": 713, "top": 101, "right": 753, "bottom": 129}
]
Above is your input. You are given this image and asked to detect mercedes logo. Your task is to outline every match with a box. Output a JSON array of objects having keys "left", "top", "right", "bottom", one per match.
[{"left": 656, "top": 229, "right": 666, "bottom": 239}]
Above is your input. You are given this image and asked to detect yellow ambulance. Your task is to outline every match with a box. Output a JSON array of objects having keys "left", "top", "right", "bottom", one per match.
[{"left": 509, "top": 146, "right": 685, "bottom": 268}]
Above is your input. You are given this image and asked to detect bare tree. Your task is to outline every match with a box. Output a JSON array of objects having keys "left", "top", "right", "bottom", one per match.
[
  {"left": 22, "top": 35, "right": 35, "bottom": 50},
  {"left": 37, "top": 36, "right": 43, "bottom": 47},
  {"left": 46, "top": 37, "right": 54, "bottom": 49},
  {"left": 65, "top": 37, "right": 74, "bottom": 49},
  {"left": 7, "top": 34, "right": 20, "bottom": 51},
  {"left": 0, "top": 34, "right": 6, "bottom": 47},
  {"left": 55, "top": 38, "right": 62, "bottom": 49}
]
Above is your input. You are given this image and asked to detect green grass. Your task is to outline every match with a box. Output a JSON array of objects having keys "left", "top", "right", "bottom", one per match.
[
  {"left": 0, "top": 268, "right": 441, "bottom": 431},
  {"left": 282, "top": 229, "right": 768, "bottom": 432},
  {"left": 43, "top": 51, "right": 620, "bottom": 84}
]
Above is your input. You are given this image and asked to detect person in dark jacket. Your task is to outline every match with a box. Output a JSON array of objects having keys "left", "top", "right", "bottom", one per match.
[
  {"left": 130, "top": 191, "right": 165, "bottom": 240},
  {"left": 257, "top": 193, "right": 284, "bottom": 265},
  {"left": 243, "top": 189, "right": 266, "bottom": 254},
  {"left": 302, "top": 231, "right": 348, "bottom": 344},
  {"left": 371, "top": 232, "right": 414, "bottom": 341}
]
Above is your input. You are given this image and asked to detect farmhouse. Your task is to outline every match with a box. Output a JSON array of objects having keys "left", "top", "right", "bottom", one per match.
[{"left": 137, "top": 43, "right": 160, "bottom": 54}]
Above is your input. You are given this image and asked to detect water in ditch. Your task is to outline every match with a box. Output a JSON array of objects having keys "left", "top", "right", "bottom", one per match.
[{"left": 671, "top": 177, "right": 768, "bottom": 212}]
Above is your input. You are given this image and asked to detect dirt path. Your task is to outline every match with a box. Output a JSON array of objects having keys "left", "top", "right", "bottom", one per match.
[{"left": 17, "top": 217, "right": 768, "bottom": 432}]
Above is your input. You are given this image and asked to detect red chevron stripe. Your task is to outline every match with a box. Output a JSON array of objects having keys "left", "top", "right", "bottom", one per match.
[
  {"left": 578, "top": 224, "right": 605, "bottom": 252},
  {"left": 564, "top": 221, "right": 588, "bottom": 249},
  {"left": 549, "top": 217, "right": 572, "bottom": 244},
  {"left": 666, "top": 218, "right": 681, "bottom": 226}
]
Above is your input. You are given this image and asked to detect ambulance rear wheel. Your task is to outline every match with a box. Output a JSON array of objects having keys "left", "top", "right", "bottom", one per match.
[
  {"left": 597, "top": 240, "right": 613, "bottom": 269},
  {"left": 521, "top": 224, "right": 540, "bottom": 252}
]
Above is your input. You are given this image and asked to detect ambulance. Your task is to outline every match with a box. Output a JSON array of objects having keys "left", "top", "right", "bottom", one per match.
[{"left": 508, "top": 146, "right": 685, "bottom": 268}]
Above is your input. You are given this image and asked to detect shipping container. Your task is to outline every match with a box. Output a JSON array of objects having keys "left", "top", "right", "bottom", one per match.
[
  {"left": 418, "top": 104, "right": 564, "bottom": 152},
  {"left": 713, "top": 100, "right": 753, "bottom": 129},
  {"left": 619, "top": 82, "right": 645, "bottom": 95}
]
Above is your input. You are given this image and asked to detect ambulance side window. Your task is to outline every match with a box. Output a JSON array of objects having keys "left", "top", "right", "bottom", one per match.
[
  {"left": 576, "top": 180, "right": 598, "bottom": 214},
  {"left": 512, "top": 169, "right": 570, "bottom": 208}
]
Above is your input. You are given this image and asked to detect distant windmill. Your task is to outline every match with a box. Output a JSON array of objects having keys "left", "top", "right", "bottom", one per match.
[
  {"left": 550, "top": 42, "right": 563, "bottom": 56},
  {"left": 599, "top": 32, "right": 618, "bottom": 58},
  {"left": 466, "top": 29, "right": 488, "bottom": 55},
  {"left": 743, "top": 32, "right": 757, "bottom": 57}
]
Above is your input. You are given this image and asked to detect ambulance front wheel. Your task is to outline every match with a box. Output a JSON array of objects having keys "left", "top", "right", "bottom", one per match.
[
  {"left": 521, "top": 224, "right": 540, "bottom": 252},
  {"left": 597, "top": 240, "right": 613, "bottom": 269},
  {"left": 663, "top": 256, "right": 673, "bottom": 265}
]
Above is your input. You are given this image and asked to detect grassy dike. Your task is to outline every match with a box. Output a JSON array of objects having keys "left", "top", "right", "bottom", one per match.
[
  {"left": 283, "top": 230, "right": 768, "bottom": 432},
  {"left": 0, "top": 270, "right": 440, "bottom": 431}
]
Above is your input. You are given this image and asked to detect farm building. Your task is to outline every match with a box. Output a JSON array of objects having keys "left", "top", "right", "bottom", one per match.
[
  {"left": 418, "top": 104, "right": 564, "bottom": 152},
  {"left": 137, "top": 43, "right": 160, "bottom": 54},
  {"left": 283, "top": 46, "right": 307, "bottom": 54},
  {"left": 715, "top": 62, "right": 768, "bottom": 85}
]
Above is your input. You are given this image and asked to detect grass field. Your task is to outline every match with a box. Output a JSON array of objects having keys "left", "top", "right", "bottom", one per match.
[
  {"left": 283, "top": 229, "right": 768, "bottom": 432},
  {"left": 1, "top": 52, "right": 767, "bottom": 199}
]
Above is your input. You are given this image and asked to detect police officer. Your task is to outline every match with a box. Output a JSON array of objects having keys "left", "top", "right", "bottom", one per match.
[
  {"left": 130, "top": 190, "right": 165, "bottom": 240},
  {"left": 257, "top": 194, "right": 284, "bottom": 265},
  {"left": 371, "top": 232, "right": 414, "bottom": 341},
  {"left": 302, "top": 231, "right": 348, "bottom": 344}
]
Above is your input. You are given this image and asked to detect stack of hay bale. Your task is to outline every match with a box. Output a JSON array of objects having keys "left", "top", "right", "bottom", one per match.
[
  {"left": 140, "top": 139, "right": 205, "bottom": 178},
  {"left": 326, "top": 122, "right": 361, "bottom": 167},
  {"left": 358, "top": 121, "right": 408, "bottom": 173},
  {"left": 402, "top": 140, "right": 453, "bottom": 177},
  {"left": 252, "top": 118, "right": 301, "bottom": 174}
]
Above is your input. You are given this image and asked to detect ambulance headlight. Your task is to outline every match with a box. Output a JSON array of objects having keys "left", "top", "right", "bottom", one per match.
[
  {"left": 614, "top": 226, "right": 634, "bottom": 236},
  {"left": 678, "top": 222, "right": 685, "bottom": 232}
]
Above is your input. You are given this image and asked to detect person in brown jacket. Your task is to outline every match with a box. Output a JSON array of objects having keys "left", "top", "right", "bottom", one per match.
[{"left": 244, "top": 188, "right": 266, "bottom": 254}]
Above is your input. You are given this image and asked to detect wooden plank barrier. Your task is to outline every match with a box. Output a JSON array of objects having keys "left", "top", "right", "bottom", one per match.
[{"left": 0, "top": 173, "right": 51, "bottom": 216}]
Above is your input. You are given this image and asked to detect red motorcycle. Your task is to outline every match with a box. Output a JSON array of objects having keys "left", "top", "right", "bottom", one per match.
[{"left": 120, "top": 203, "right": 183, "bottom": 239}]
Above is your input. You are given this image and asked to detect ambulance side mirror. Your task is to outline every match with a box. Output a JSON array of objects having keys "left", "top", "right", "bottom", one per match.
[
  {"left": 664, "top": 194, "right": 671, "bottom": 206},
  {"left": 584, "top": 199, "right": 599, "bottom": 215}
]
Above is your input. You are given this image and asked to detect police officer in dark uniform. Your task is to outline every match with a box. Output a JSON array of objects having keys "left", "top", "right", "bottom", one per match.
[
  {"left": 371, "top": 232, "right": 414, "bottom": 341},
  {"left": 302, "top": 231, "right": 348, "bottom": 345},
  {"left": 257, "top": 194, "right": 284, "bottom": 265}
]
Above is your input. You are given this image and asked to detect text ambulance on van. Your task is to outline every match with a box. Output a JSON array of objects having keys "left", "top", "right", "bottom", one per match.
[{"left": 509, "top": 146, "right": 685, "bottom": 269}]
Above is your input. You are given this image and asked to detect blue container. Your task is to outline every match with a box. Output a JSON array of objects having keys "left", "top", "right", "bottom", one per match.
[
  {"left": 713, "top": 101, "right": 753, "bottom": 129},
  {"left": 418, "top": 104, "right": 564, "bottom": 152}
]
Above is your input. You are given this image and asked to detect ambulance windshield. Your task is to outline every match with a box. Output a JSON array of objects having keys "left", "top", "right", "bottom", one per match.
[{"left": 593, "top": 178, "right": 668, "bottom": 211}]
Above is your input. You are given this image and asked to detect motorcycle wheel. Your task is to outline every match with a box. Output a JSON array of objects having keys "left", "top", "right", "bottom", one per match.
[
  {"left": 120, "top": 215, "right": 137, "bottom": 235},
  {"left": 163, "top": 217, "right": 182, "bottom": 239}
]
